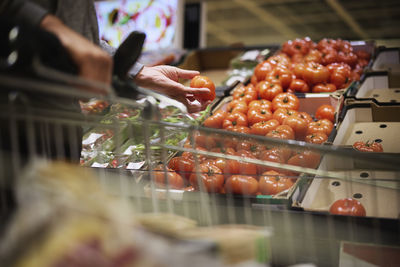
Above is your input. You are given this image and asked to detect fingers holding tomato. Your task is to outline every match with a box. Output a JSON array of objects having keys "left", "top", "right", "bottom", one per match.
[{"left": 190, "top": 75, "right": 216, "bottom": 101}]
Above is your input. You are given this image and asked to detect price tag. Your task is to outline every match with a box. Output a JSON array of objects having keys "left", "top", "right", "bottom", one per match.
[
  {"left": 126, "top": 161, "right": 145, "bottom": 170},
  {"left": 82, "top": 133, "right": 104, "bottom": 145}
]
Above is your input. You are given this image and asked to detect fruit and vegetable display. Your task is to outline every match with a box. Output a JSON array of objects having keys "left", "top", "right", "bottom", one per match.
[
  {"left": 80, "top": 101, "right": 211, "bottom": 169},
  {"left": 156, "top": 83, "right": 337, "bottom": 196},
  {"left": 250, "top": 37, "right": 371, "bottom": 93}
]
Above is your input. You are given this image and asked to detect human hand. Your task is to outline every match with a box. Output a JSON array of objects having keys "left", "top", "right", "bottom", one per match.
[
  {"left": 134, "top": 65, "right": 212, "bottom": 113},
  {"left": 40, "top": 15, "right": 112, "bottom": 94}
]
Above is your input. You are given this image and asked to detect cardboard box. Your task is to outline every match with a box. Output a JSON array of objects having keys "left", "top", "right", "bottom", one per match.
[
  {"left": 294, "top": 103, "right": 400, "bottom": 219},
  {"left": 349, "top": 71, "right": 400, "bottom": 103},
  {"left": 371, "top": 47, "right": 400, "bottom": 72}
]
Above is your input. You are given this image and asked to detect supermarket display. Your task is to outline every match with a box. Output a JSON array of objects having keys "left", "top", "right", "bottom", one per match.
[{"left": 1, "top": 5, "right": 400, "bottom": 265}]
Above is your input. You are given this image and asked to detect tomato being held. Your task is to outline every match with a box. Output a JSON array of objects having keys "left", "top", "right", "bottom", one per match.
[
  {"left": 190, "top": 75, "right": 216, "bottom": 101},
  {"left": 329, "top": 198, "right": 366, "bottom": 217},
  {"left": 315, "top": 104, "right": 335, "bottom": 122},
  {"left": 272, "top": 93, "right": 300, "bottom": 111},
  {"left": 225, "top": 175, "right": 259, "bottom": 195},
  {"left": 353, "top": 141, "right": 384, "bottom": 152},
  {"left": 259, "top": 170, "right": 294, "bottom": 195},
  {"left": 189, "top": 164, "right": 224, "bottom": 193}
]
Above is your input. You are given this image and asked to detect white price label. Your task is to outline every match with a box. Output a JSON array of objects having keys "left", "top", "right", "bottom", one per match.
[{"left": 82, "top": 133, "right": 104, "bottom": 145}]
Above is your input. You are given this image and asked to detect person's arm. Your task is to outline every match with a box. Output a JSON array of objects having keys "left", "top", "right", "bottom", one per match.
[
  {"left": 40, "top": 15, "right": 112, "bottom": 92},
  {"left": 0, "top": 0, "right": 112, "bottom": 93}
]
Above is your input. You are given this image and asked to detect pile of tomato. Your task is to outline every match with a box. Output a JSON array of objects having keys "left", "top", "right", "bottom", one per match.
[
  {"left": 154, "top": 85, "right": 337, "bottom": 196},
  {"left": 250, "top": 37, "right": 371, "bottom": 93}
]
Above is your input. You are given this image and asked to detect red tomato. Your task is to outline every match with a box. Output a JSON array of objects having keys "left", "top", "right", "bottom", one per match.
[
  {"left": 266, "top": 125, "right": 295, "bottom": 140},
  {"left": 254, "top": 61, "right": 273, "bottom": 81},
  {"left": 222, "top": 112, "right": 248, "bottom": 129},
  {"left": 259, "top": 170, "right": 294, "bottom": 195},
  {"left": 213, "top": 158, "right": 240, "bottom": 177},
  {"left": 247, "top": 107, "right": 273, "bottom": 126},
  {"left": 269, "top": 67, "right": 294, "bottom": 90},
  {"left": 189, "top": 164, "right": 224, "bottom": 193},
  {"left": 297, "top": 112, "right": 313, "bottom": 124},
  {"left": 302, "top": 62, "right": 330, "bottom": 85},
  {"left": 153, "top": 165, "right": 184, "bottom": 189},
  {"left": 190, "top": 75, "right": 216, "bottom": 101},
  {"left": 230, "top": 126, "right": 251, "bottom": 134},
  {"left": 250, "top": 119, "right": 280, "bottom": 136},
  {"left": 312, "top": 83, "right": 337, "bottom": 93},
  {"left": 194, "top": 132, "right": 217, "bottom": 149},
  {"left": 267, "top": 53, "right": 291, "bottom": 68},
  {"left": 338, "top": 51, "right": 358, "bottom": 67},
  {"left": 226, "top": 100, "right": 248, "bottom": 114},
  {"left": 282, "top": 115, "right": 308, "bottom": 140},
  {"left": 257, "top": 81, "right": 283, "bottom": 101},
  {"left": 225, "top": 175, "right": 259, "bottom": 195},
  {"left": 257, "top": 149, "right": 286, "bottom": 174},
  {"left": 182, "top": 146, "right": 207, "bottom": 162},
  {"left": 248, "top": 99, "right": 272, "bottom": 111},
  {"left": 315, "top": 104, "right": 335, "bottom": 122},
  {"left": 353, "top": 141, "right": 383, "bottom": 152},
  {"left": 233, "top": 84, "right": 258, "bottom": 104},
  {"left": 236, "top": 150, "right": 258, "bottom": 176},
  {"left": 292, "top": 63, "right": 306, "bottom": 79},
  {"left": 321, "top": 49, "right": 338, "bottom": 65},
  {"left": 250, "top": 74, "right": 258, "bottom": 86},
  {"left": 307, "top": 119, "right": 334, "bottom": 136},
  {"left": 168, "top": 156, "right": 194, "bottom": 179},
  {"left": 204, "top": 110, "right": 228, "bottom": 129},
  {"left": 304, "top": 49, "right": 323, "bottom": 64},
  {"left": 273, "top": 108, "right": 299, "bottom": 124},
  {"left": 289, "top": 79, "right": 310, "bottom": 93},
  {"left": 329, "top": 198, "right": 366, "bottom": 216},
  {"left": 355, "top": 50, "right": 371, "bottom": 61},
  {"left": 287, "top": 150, "right": 321, "bottom": 169},
  {"left": 268, "top": 146, "right": 293, "bottom": 162},
  {"left": 305, "top": 132, "right": 328, "bottom": 144},
  {"left": 272, "top": 93, "right": 300, "bottom": 111},
  {"left": 209, "top": 146, "right": 236, "bottom": 156}
]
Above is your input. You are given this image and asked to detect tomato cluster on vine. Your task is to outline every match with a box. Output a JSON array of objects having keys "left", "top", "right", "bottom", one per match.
[{"left": 251, "top": 37, "right": 370, "bottom": 93}]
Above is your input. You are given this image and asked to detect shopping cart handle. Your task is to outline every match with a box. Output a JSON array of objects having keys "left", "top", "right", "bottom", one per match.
[{"left": 113, "top": 31, "right": 146, "bottom": 80}]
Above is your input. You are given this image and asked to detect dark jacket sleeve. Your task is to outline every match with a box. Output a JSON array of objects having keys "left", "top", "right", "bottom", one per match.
[{"left": 0, "top": 0, "right": 48, "bottom": 26}]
